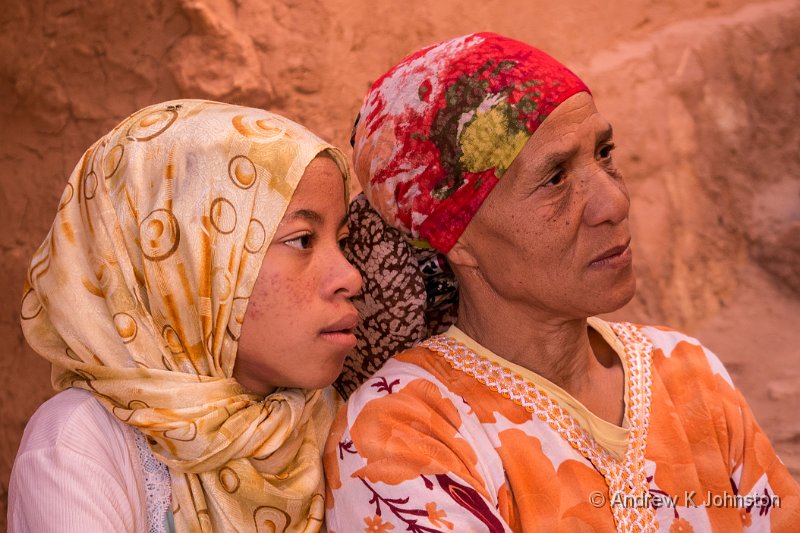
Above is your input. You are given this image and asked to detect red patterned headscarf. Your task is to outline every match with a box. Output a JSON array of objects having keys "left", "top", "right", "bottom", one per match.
[{"left": 352, "top": 32, "right": 590, "bottom": 252}]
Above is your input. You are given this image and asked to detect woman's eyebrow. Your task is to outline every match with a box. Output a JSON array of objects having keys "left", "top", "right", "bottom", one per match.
[
  {"left": 537, "top": 146, "right": 577, "bottom": 172},
  {"left": 597, "top": 124, "right": 614, "bottom": 143}
]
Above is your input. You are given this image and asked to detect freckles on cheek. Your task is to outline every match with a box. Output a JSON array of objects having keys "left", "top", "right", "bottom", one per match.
[
  {"left": 246, "top": 293, "right": 266, "bottom": 321},
  {"left": 263, "top": 272, "right": 315, "bottom": 308},
  {"left": 287, "top": 279, "right": 315, "bottom": 307},
  {"left": 247, "top": 274, "right": 283, "bottom": 321},
  {"left": 531, "top": 223, "right": 571, "bottom": 259}
]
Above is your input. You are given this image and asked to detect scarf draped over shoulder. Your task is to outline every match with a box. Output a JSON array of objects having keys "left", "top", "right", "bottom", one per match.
[{"left": 20, "top": 99, "right": 350, "bottom": 533}]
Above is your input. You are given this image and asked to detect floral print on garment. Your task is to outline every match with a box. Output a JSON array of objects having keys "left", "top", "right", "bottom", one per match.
[{"left": 325, "top": 321, "right": 800, "bottom": 532}]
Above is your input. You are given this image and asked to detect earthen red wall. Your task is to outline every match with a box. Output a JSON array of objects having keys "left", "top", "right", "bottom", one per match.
[{"left": 1, "top": 0, "right": 798, "bottom": 526}]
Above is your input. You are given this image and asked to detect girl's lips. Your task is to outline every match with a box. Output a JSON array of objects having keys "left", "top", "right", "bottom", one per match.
[
  {"left": 322, "top": 312, "right": 359, "bottom": 333},
  {"left": 589, "top": 243, "right": 632, "bottom": 269},
  {"left": 320, "top": 311, "right": 359, "bottom": 348},
  {"left": 319, "top": 330, "right": 357, "bottom": 348}
]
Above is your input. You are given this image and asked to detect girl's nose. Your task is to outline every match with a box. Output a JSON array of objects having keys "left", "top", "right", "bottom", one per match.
[{"left": 329, "top": 247, "right": 363, "bottom": 299}]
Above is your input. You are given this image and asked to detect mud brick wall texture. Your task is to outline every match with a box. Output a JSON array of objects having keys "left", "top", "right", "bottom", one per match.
[{"left": 1, "top": 0, "right": 798, "bottom": 527}]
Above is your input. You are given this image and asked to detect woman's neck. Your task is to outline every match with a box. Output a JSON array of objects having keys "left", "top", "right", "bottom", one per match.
[
  {"left": 454, "top": 282, "right": 622, "bottom": 406},
  {"left": 456, "top": 298, "right": 595, "bottom": 391}
]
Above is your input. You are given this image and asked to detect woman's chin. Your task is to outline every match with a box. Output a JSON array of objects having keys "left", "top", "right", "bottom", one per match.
[
  {"left": 583, "top": 275, "right": 637, "bottom": 317},
  {"left": 600, "top": 276, "right": 637, "bottom": 315}
]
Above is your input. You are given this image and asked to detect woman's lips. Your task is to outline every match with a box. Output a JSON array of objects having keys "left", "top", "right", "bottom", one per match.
[{"left": 589, "top": 242, "right": 632, "bottom": 269}]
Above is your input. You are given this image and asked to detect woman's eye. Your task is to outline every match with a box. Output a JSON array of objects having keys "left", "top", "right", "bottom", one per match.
[
  {"left": 544, "top": 170, "right": 566, "bottom": 187},
  {"left": 285, "top": 234, "right": 313, "bottom": 250},
  {"left": 337, "top": 234, "right": 350, "bottom": 251},
  {"left": 598, "top": 143, "right": 616, "bottom": 159}
]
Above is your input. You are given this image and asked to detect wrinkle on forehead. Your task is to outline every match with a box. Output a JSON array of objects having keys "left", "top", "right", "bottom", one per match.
[{"left": 513, "top": 105, "right": 612, "bottom": 172}]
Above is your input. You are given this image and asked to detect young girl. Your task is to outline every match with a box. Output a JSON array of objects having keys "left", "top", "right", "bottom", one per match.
[{"left": 9, "top": 99, "right": 361, "bottom": 532}]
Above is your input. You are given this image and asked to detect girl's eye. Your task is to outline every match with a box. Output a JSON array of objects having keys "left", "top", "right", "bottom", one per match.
[
  {"left": 337, "top": 234, "right": 350, "bottom": 251},
  {"left": 598, "top": 143, "right": 616, "bottom": 159},
  {"left": 285, "top": 234, "right": 313, "bottom": 250},
  {"left": 544, "top": 170, "right": 566, "bottom": 187}
]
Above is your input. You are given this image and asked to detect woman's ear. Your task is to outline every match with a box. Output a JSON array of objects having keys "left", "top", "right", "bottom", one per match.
[{"left": 445, "top": 237, "right": 479, "bottom": 270}]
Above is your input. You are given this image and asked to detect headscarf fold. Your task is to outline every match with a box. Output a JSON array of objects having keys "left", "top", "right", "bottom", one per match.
[
  {"left": 21, "top": 99, "right": 350, "bottom": 532},
  {"left": 352, "top": 32, "right": 589, "bottom": 251}
]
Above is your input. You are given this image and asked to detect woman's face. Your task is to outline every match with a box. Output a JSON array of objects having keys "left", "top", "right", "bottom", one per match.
[
  {"left": 234, "top": 156, "right": 362, "bottom": 396},
  {"left": 454, "top": 92, "right": 636, "bottom": 319}
]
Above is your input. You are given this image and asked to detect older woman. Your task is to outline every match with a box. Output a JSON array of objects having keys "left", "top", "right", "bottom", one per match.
[
  {"left": 9, "top": 100, "right": 361, "bottom": 532},
  {"left": 325, "top": 33, "right": 799, "bottom": 532}
]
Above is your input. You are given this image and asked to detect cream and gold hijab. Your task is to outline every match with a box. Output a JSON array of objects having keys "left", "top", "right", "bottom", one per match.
[{"left": 20, "top": 99, "right": 350, "bottom": 532}]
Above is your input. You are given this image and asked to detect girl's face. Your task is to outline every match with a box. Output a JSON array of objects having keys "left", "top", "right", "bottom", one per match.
[{"left": 233, "top": 156, "right": 362, "bottom": 396}]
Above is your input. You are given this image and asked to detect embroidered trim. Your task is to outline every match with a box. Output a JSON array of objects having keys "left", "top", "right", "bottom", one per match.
[
  {"left": 419, "top": 321, "right": 657, "bottom": 532},
  {"left": 133, "top": 429, "right": 173, "bottom": 533}
]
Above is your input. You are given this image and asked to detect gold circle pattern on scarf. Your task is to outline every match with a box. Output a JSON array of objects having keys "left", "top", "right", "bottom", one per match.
[{"left": 20, "top": 99, "right": 349, "bottom": 532}]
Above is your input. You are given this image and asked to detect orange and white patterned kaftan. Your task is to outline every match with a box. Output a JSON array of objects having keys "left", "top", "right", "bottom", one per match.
[{"left": 324, "top": 319, "right": 799, "bottom": 532}]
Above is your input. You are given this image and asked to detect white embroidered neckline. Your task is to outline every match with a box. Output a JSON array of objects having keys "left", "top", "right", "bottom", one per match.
[{"left": 419, "top": 321, "right": 658, "bottom": 532}]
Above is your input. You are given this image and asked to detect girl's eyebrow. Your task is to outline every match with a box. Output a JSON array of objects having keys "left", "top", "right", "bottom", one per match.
[
  {"left": 285, "top": 209, "right": 323, "bottom": 225},
  {"left": 284, "top": 209, "right": 349, "bottom": 231}
]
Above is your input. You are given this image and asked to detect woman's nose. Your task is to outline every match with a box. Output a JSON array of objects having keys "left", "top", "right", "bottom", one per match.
[{"left": 583, "top": 170, "right": 630, "bottom": 227}]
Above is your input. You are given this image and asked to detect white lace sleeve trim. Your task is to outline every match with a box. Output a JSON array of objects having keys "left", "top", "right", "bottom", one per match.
[{"left": 132, "top": 429, "right": 173, "bottom": 533}]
